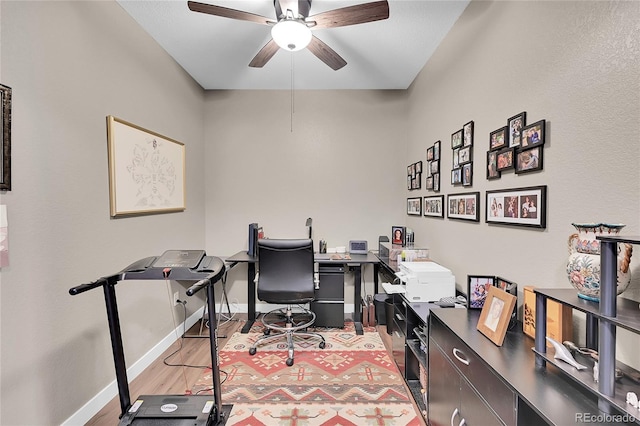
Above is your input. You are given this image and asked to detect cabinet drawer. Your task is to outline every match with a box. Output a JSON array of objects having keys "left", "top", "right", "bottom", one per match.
[
  {"left": 310, "top": 301, "right": 344, "bottom": 328},
  {"left": 430, "top": 315, "right": 515, "bottom": 425},
  {"left": 393, "top": 306, "right": 406, "bottom": 337},
  {"left": 391, "top": 318, "right": 406, "bottom": 372}
]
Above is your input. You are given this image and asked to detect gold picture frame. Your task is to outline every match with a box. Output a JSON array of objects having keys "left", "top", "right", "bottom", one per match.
[
  {"left": 476, "top": 286, "right": 517, "bottom": 346},
  {"left": 107, "top": 116, "right": 185, "bottom": 217}
]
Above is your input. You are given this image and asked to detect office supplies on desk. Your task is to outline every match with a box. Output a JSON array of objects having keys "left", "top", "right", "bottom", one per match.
[{"left": 349, "top": 240, "right": 368, "bottom": 254}]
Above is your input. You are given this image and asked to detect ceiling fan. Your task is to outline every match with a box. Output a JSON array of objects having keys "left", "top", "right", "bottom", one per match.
[{"left": 187, "top": 0, "right": 390, "bottom": 70}]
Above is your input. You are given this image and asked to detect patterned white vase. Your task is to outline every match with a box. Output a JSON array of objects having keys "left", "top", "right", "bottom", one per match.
[{"left": 566, "top": 223, "right": 633, "bottom": 302}]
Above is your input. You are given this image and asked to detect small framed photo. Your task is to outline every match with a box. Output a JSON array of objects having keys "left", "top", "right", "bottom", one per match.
[
  {"left": 425, "top": 175, "right": 433, "bottom": 190},
  {"left": 392, "top": 226, "right": 406, "bottom": 246},
  {"left": 451, "top": 129, "right": 463, "bottom": 149},
  {"left": 458, "top": 146, "right": 472, "bottom": 165},
  {"left": 407, "top": 197, "right": 422, "bottom": 216},
  {"left": 415, "top": 161, "right": 422, "bottom": 173},
  {"left": 515, "top": 145, "right": 543, "bottom": 174},
  {"left": 520, "top": 119, "right": 545, "bottom": 149},
  {"left": 495, "top": 277, "right": 516, "bottom": 294},
  {"left": 489, "top": 126, "right": 508, "bottom": 151},
  {"left": 477, "top": 286, "right": 517, "bottom": 346},
  {"left": 486, "top": 150, "right": 501, "bottom": 180},
  {"left": 433, "top": 140, "right": 441, "bottom": 161},
  {"left": 447, "top": 192, "right": 480, "bottom": 222},
  {"left": 451, "top": 168, "right": 462, "bottom": 185},
  {"left": 452, "top": 148, "right": 460, "bottom": 168},
  {"left": 463, "top": 121, "right": 474, "bottom": 147},
  {"left": 430, "top": 160, "right": 439, "bottom": 174},
  {"left": 426, "top": 147, "right": 434, "bottom": 161},
  {"left": 462, "top": 163, "right": 473, "bottom": 187},
  {"left": 496, "top": 147, "right": 514, "bottom": 171},
  {"left": 467, "top": 275, "right": 496, "bottom": 309},
  {"left": 433, "top": 173, "right": 440, "bottom": 192},
  {"left": 424, "top": 195, "right": 444, "bottom": 218},
  {"left": 507, "top": 112, "right": 526, "bottom": 147},
  {"left": 485, "top": 185, "right": 547, "bottom": 228}
]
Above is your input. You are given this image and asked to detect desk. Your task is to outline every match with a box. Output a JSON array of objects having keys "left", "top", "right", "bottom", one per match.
[{"left": 226, "top": 250, "right": 380, "bottom": 335}]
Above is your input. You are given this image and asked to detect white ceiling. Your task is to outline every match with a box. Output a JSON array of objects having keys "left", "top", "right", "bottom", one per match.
[{"left": 117, "top": 0, "right": 470, "bottom": 90}]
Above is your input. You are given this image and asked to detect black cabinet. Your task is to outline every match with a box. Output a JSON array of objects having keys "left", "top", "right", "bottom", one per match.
[{"left": 311, "top": 264, "right": 345, "bottom": 328}]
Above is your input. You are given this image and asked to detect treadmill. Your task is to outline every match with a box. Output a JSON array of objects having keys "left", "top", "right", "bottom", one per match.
[{"left": 69, "top": 250, "right": 232, "bottom": 425}]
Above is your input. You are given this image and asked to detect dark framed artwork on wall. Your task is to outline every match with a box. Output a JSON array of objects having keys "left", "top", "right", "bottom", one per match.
[
  {"left": 451, "top": 129, "right": 463, "bottom": 149},
  {"left": 486, "top": 150, "right": 501, "bottom": 180},
  {"left": 447, "top": 192, "right": 480, "bottom": 222},
  {"left": 463, "top": 120, "right": 474, "bottom": 147},
  {"left": 489, "top": 126, "right": 508, "bottom": 151},
  {"left": 462, "top": 163, "right": 473, "bottom": 187},
  {"left": 515, "top": 145, "right": 543, "bottom": 174},
  {"left": 485, "top": 185, "right": 547, "bottom": 228},
  {"left": 520, "top": 119, "right": 545, "bottom": 149},
  {"left": 407, "top": 197, "right": 422, "bottom": 216},
  {"left": 0, "top": 84, "right": 12, "bottom": 191},
  {"left": 496, "top": 147, "right": 514, "bottom": 171},
  {"left": 507, "top": 111, "right": 526, "bottom": 148},
  {"left": 424, "top": 195, "right": 444, "bottom": 218}
]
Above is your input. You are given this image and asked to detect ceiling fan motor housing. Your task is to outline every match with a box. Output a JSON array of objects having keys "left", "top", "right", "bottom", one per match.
[{"left": 274, "top": 0, "right": 312, "bottom": 19}]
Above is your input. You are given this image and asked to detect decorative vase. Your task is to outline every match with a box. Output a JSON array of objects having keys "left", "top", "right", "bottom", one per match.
[{"left": 566, "top": 223, "right": 633, "bottom": 302}]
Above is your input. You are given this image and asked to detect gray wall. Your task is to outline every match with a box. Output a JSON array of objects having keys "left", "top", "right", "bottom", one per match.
[{"left": 1, "top": 0, "right": 639, "bottom": 425}]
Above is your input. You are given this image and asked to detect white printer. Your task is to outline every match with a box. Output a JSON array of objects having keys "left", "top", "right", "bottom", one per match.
[{"left": 395, "top": 262, "right": 455, "bottom": 302}]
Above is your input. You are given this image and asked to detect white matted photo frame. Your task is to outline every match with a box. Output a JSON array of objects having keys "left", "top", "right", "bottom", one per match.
[
  {"left": 485, "top": 185, "right": 547, "bottom": 228},
  {"left": 107, "top": 116, "right": 186, "bottom": 217},
  {"left": 407, "top": 197, "right": 422, "bottom": 216},
  {"left": 477, "top": 286, "right": 517, "bottom": 346},
  {"left": 424, "top": 195, "right": 444, "bottom": 218},
  {"left": 447, "top": 192, "right": 480, "bottom": 222}
]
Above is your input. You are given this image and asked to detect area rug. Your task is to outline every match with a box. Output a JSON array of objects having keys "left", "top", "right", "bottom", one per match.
[{"left": 192, "top": 322, "right": 421, "bottom": 425}]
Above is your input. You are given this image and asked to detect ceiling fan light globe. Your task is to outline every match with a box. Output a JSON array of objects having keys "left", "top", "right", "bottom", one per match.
[{"left": 271, "top": 20, "right": 312, "bottom": 52}]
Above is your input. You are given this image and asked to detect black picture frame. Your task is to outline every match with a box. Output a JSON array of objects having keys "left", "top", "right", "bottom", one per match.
[
  {"left": 451, "top": 129, "right": 463, "bottom": 149},
  {"left": 426, "top": 146, "right": 434, "bottom": 161},
  {"left": 433, "top": 172, "right": 440, "bottom": 192},
  {"left": 462, "top": 163, "right": 473, "bottom": 187},
  {"left": 1, "top": 84, "right": 12, "bottom": 191},
  {"left": 489, "top": 126, "right": 508, "bottom": 151},
  {"left": 486, "top": 150, "right": 501, "bottom": 180},
  {"left": 447, "top": 191, "right": 480, "bottom": 222},
  {"left": 485, "top": 185, "right": 547, "bottom": 228},
  {"left": 451, "top": 168, "right": 462, "bottom": 185},
  {"left": 495, "top": 277, "right": 517, "bottom": 295},
  {"left": 515, "top": 145, "right": 543, "bottom": 174},
  {"left": 496, "top": 147, "right": 514, "bottom": 171},
  {"left": 433, "top": 140, "right": 441, "bottom": 161},
  {"left": 520, "top": 119, "right": 545, "bottom": 149},
  {"left": 467, "top": 275, "right": 496, "bottom": 309},
  {"left": 392, "top": 226, "right": 406, "bottom": 246},
  {"left": 424, "top": 195, "right": 444, "bottom": 218},
  {"left": 407, "top": 161, "right": 422, "bottom": 190},
  {"left": 507, "top": 111, "right": 526, "bottom": 148},
  {"left": 458, "top": 146, "right": 472, "bottom": 165},
  {"left": 463, "top": 121, "right": 474, "bottom": 147},
  {"left": 452, "top": 148, "right": 460, "bottom": 168},
  {"left": 407, "top": 197, "right": 422, "bottom": 216}
]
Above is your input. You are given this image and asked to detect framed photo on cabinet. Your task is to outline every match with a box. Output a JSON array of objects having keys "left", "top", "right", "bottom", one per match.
[{"left": 477, "top": 286, "right": 517, "bottom": 346}]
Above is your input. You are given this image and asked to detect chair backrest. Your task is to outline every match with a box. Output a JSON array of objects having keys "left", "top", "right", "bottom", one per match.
[{"left": 257, "top": 238, "right": 315, "bottom": 304}]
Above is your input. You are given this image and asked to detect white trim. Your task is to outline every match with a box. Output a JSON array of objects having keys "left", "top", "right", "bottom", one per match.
[{"left": 61, "top": 307, "right": 205, "bottom": 426}]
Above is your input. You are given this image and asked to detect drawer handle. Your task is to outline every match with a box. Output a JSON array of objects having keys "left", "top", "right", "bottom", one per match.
[
  {"left": 450, "top": 408, "right": 459, "bottom": 426},
  {"left": 452, "top": 348, "right": 470, "bottom": 365},
  {"left": 395, "top": 313, "right": 404, "bottom": 321}
]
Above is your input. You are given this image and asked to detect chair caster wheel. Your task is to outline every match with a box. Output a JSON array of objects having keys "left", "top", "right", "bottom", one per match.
[
  {"left": 319, "top": 341, "right": 326, "bottom": 349},
  {"left": 249, "top": 347, "right": 257, "bottom": 356},
  {"left": 264, "top": 329, "right": 271, "bottom": 336},
  {"left": 286, "top": 358, "right": 294, "bottom": 366}
]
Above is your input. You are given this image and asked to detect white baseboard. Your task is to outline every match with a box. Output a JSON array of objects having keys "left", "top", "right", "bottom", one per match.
[{"left": 62, "top": 306, "right": 206, "bottom": 426}]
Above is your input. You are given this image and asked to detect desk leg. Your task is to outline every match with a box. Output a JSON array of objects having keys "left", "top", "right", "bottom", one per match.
[
  {"left": 353, "top": 265, "right": 363, "bottom": 335},
  {"left": 373, "top": 263, "right": 379, "bottom": 295},
  {"left": 206, "top": 282, "right": 223, "bottom": 423},
  {"left": 241, "top": 262, "right": 257, "bottom": 334}
]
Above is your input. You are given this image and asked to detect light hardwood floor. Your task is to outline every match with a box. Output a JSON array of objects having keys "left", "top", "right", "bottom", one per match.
[{"left": 86, "top": 316, "right": 427, "bottom": 425}]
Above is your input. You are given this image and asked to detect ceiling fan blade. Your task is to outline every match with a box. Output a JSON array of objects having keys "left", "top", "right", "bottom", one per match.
[
  {"left": 307, "top": 36, "right": 347, "bottom": 70},
  {"left": 249, "top": 39, "right": 280, "bottom": 68},
  {"left": 187, "top": 1, "right": 273, "bottom": 25},
  {"left": 306, "top": 0, "right": 389, "bottom": 29},
  {"left": 309, "top": 0, "right": 389, "bottom": 29}
]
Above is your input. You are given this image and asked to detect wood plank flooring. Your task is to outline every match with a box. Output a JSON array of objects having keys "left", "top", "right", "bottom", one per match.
[{"left": 85, "top": 316, "right": 427, "bottom": 425}]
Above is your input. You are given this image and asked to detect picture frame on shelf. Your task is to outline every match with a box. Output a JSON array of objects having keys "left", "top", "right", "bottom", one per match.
[
  {"left": 107, "top": 115, "right": 185, "bottom": 217},
  {"left": 495, "top": 277, "right": 516, "bottom": 294},
  {"left": 462, "top": 163, "right": 473, "bottom": 187},
  {"left": 451, "top": 129, "right": 463, "bottom": 149},
  {"left": 496, "top": 147, "right": 514, "bottom": 171},
  {"left": 447, "top": 191, "right": 480, "bottom": 222},
  {"left": 407, "top": 197, "right": 422, "bottom": 216},
  {"left": 477, "top": 286, "right": 517, "bottom": 346},
  {"left": 392, "top": 226, "right": 406, "bottom": 246},
  {"left": 487, "top": 150, "right": 501, "bottom": 180},
  {"left": 458, "top": 146, "right": 472, "bottom": 164},
  {"left": 485, "top": 185, "right": 547, "bottom": 228},
  {"left": 451, "top": 168, "right": 462, "bottom": 185},
  {"left": 520, "top": 119, "right": 545, "bottom": 149},
  {"left": 463, "top": 121, "right": 474, "bottom": 147},
  {"left": 490, "top": 126, "right": 508, "bottom": 151},
  {"left": 507, "top": 111, "right": 526, "bottom": 148},
  {"left": 467, "top": 275, "right": 496, "bottom": 309},
  {"left": 424, "top": 195, "right": 444, "bottom": 218},
  {"left": 515, "top": 145, "right": 543, "bottom": 174},
  {"left": 1, "top": 84, "right": 12, "bottom": 191}
]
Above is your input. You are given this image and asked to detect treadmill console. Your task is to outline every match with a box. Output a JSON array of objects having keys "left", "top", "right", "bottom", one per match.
[{"left": 152, "top": 250, "right": 206, "bottom": 269}]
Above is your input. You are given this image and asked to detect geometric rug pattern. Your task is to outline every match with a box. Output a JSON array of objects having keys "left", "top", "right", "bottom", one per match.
[{"left": 193, "top": 322, "right": 421, "bottom": 425}]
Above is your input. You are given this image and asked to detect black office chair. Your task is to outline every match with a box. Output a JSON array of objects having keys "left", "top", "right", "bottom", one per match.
[{"left": 248, "top": 238, "right": 325, "bottom": 366}]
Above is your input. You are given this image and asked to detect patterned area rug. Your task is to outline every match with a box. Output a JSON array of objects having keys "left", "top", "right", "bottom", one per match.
[{"left": 193, "top": 322, "right": 420, "bottom": 425}]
